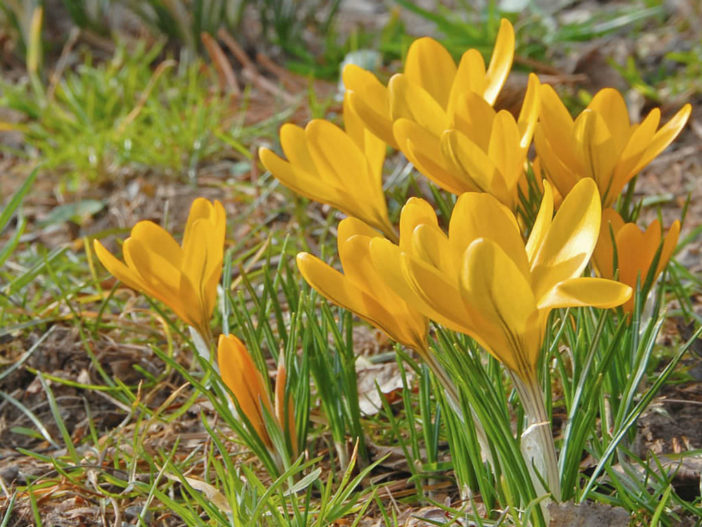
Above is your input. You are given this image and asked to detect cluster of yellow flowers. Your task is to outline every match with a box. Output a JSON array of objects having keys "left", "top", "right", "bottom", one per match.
[
  {"left": 261, "top": 18, "right": 688, "bottom": 386},
  {"left": 91, "top": 17, "right": 688, "bottom": 499}
]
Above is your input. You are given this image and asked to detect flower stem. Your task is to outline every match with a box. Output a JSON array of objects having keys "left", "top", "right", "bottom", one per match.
[{"left": 512, "top": 373, "right": 561, "bottom": 502}]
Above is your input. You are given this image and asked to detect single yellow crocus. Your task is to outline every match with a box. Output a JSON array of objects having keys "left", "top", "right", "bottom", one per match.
[
  {"left": 370, "top": 179, "right": 631, "bottom": 499},
  {"left": 343, "top": 18, "right": 515, "bottom": 148},
  {"left": 393, "top": 73, "right": 540, "bottom": 206},
  {"left": 535, "top": 85, "right": 691, "bottom": 207},
  {"left": 593, "top": 208, "right": 680, "bottom": 313},
  {"left": 259, "top": 94, "right": 395, "bottom": 241},
  {"left": 93, "top": 198, "right": 225, "bottom": 341},
  {"left": 369, "top": 178, "right": 631, "bottom": 384}
]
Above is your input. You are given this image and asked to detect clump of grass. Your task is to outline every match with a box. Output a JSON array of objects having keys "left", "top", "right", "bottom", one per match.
[{"left": 0, "top": 40, "right": 257, "bottom": 188}]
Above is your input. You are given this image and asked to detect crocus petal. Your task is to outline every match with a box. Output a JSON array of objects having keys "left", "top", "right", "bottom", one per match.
[
  {"left": 343, "top": 92, "right": 386, "bottom": 179},
  {"left": 538, "top": 277, "right": 632, "bottom": 311},
  {"left": 517, "top": 73, "right": 541, "bottom": 148},
  {"left": 401, "top": 251, "right": 479, "bottom": 336},
  {"left": 394, "top": 119, "right": 470, "bottom": 195},
  {"left": 403, "top": 37, "right": 456, "bottom": 109},
  {"left": 369, "top": 238, "right": 456, "bottom": 334},
  {"left": 297, "top": 251, "right": 425, "bottom": 349},
  {"left": 525, "top": 180, "right": 554, "bottom": 263},
  {"left": 398, "top": 197, "right": 438, "bottom": 254},
  {"left": 93, "top": 239, "right": 148, "bottom": 293},
  {"left": 587, "top": 88, "right": 631, "bottom": 154},
  {"left": 123, "top": 237, "right": 198, "bottom": 327},
  {"left": 343, "top": 64, "right": 397, "bottom": 148},
  {"left": 447, "top": 49, "right": 487, "bottom": 117},
  {"left": 441, "top": 129, "right": 499, "bottom": 195},
  {"left": 530, "top": 178, "right": 601, "bottom": 303},
  {"left": 412, "top": 223, "right": 459, "bottom": 277},
  {"left": 389, "top": 74, "right": 449, "bottom": 136},
  {"left": 279, "top": 123, "right": 317, "bottom": 174},
  {"left": 537, "top": 84, "right": 580, "bottom": 171},
  {"left": 632, "top": 103, "right": 691, "bottom": 176},
  {"left": 449, "top": 192, "right": 529, "bottom": 277},
  {"left": 131, "top": 221, "right": 183, "bottom": 267},
  {"left": 484, "top": 18, "right": 515, "bottom": 105},
  {"left": 460, "top": 238, "right": 539, "bottom": 378},
  {"left": 451, "top": 91, "right": 496, "bottom": 150}
]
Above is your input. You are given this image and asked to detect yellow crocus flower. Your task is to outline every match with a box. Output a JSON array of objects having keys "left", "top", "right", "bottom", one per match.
[
  {"left": 93, "top": 198, "right": 225, "bottom": 341},
  {"left": 369, "top": 178, "right": 631, "bottom": 384},
  {"left": 370, "top": 179, "right": 631, "bottom": 499},
  {"left": 593, "top": 208, "right": 680, "bottom": 313},
  {"left": 393, "top": 73, "right": 540, "bottom": 206},
  {"left": 343, "top": 18, "right": 515, "bottom": 148},
  {"left": 535, "top": 85, "right": 691, "bottom": 207},
  {"left": 297, "top": 215, "right": 427, "bottom": 353},
  {"left": 259, "top": 94, "right": 395, "bottom": 241}
]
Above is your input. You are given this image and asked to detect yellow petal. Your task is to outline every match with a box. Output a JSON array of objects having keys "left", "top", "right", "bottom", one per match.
[
  {"left": 399, "top": 197, "right": 438, "bottom": 254},
  {"left": 517, "top": 73, "right": 541, "bottom": 148},
  {"left": 632, "top": 103, "right": 691, "bottom": 176},
  {"left": 338, "top": 216, "right": 383, "bottom": 245},
  {"left": 297, "top": 251, "right": 425, "bottom": 349},
  {"left": 412, "top": 223, "right": 458, "bottom": 277},
  {"left": 484, "top": 18, "right": 515, "bottom": 105},
  {"left": 537, "top": 84, "right": 580, "bottom": 171},
  {"left": 447, "top": 49, "right": 487, "bottom": 117},
  {"left": 451, "top": 91, "right": 496, "bottom": 150},
  {"left": 93, "top": 239, "right": 148, "bottom": 293},
  {"left": 124, "top": 237, "right": 198, "bottom": 328},
  {"left": 307, "top": 119, "right": 392, "bottom": 235},
  {"left": 343, "top": 64, "right": 397, "bottom": 148},
  {"left": 449, "top": 191, "right": 529, "bottom": 277},
  {"left": 394, "top": 119, "right": 470, "bottom": 195},
  {"left": 573, "top": 109, "right": 619, "bottom": 199},
  {"left": 538, "top": 277, "right": 632, "bottom": 310},
  {"left": 460, "top": 238, "right": 539, "bottom": 377},
  {"left": 488, "top": 110, "right": 524, "bottom": 206},
  {"left": 402, "top": 251, "right": 478, "bottom": 335},
  {"left": 280, "top": 123, "right": 317, "bottom": 174},
  {"left": 530, "top": 178, "right": 601, "bottom": 302},
  {"left": 389, "top": 74, "right": 449, "bottom": 136},
  {"left": 587, "top": 88, "right": 631, "bottom": 153},
  {"left": 525, "top": 180, "right": 554, "bottom": 263},
  {"left": 440, "top": 129, "right": 499, "bottom": 195},
  {"left": 343, "top": 92, "right": 386, "bottom": 179},
  {"left": 403, "top": 37, "right": 456, "bottom": 109},
  {"left": 533, "top": 126, "right": 579, "bottom": 198},
  {"left": 131, "top": 221, "right": 183, "bottom": 267},
  {"left": 369, "top": 238, "right": 454, "bottom": 332}
]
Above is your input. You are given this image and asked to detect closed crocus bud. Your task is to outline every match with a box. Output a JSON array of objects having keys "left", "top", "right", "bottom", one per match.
[{"left": 217, "top": 334, "right": 275, "bottom": 447}]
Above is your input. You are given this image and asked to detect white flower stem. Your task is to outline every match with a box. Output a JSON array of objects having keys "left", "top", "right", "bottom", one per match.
[{"left": 512, "top": 373, "right": 561, "bottom": 503}]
